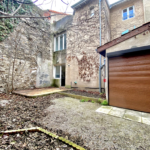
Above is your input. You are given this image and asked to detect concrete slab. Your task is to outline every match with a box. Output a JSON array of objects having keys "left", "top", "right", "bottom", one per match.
[
  {"left": 96, "top": 106, "right": 150, "bottom": 125},
  {"left": 0, "top": 100, "right": 12, "bottom": 106},
  {"left": 108, "top": 107, "right": 125, "bottom": 118},
  {"left": 141, "top": 112, "right": 150, "bottom": 125},
  {"left": 13, "top": 88, "right": 71, "bottom": 97},
  {"left": 123, "top": 110, "right": 142, "bottom": 122},
  {"left": 96, "top": 106, "right": 112, "bottom": 114}
]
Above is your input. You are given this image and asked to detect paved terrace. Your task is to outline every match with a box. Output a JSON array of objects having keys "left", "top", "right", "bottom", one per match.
[{"left": 13, "top": 88, "right": 70, "bottom": 97}]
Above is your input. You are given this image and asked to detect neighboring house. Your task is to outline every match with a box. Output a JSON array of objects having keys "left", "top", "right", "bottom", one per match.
[
  {"left": 110, "top": 0, "right": 145, "bottom": 39},
  {"left": 97, "top": 0, "right": 150, "bottom": 112},
  {"left": 43, "top": 10, "right": 70, "bottom": 24}
]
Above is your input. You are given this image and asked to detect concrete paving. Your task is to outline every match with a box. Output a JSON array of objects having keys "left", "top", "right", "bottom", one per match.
[
  {"left": 13, "top": 88, "right": 71, "bottom": 97},
  {"left": 96, "top": 106, "right": 150, "bottom": 125}
]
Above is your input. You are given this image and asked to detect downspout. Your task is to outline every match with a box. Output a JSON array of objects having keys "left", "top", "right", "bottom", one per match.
[{"left": 99, "top": 0, "right": 102, "bottom": 93}]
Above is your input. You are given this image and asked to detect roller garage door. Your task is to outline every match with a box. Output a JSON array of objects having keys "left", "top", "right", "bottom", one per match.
[{"left": 109, "top": 50, "right": 150, "bottom": 113}]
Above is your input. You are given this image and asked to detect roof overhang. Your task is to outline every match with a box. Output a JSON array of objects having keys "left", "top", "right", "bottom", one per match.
[
  {"left": 110, "top": 0, "right": 128, "bottom": 9},
  {"left": 71, "top": 0, "right": 110, "bottom": 9},
  {"left": 71, "top": 0, "right": 89, "bottom": 9},
  {"left": 97, "top": 22, "right": 150, "bottom": 56}
]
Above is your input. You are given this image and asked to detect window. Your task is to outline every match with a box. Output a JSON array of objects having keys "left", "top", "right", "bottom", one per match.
[
  {"left": 54, "top": 33, "right": 66, "bottom": 51},
  {"left": 55, "top": 66, "right": 60, "bottom": 78},
  {"left": 90, "top": 8, "right": 94, "bottom": 17},
  {"left": 122, "top": 6, "right": 134, "bottom": 20}
]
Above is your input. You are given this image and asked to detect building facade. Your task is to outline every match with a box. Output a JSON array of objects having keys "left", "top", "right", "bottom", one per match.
[{"left": 0, "top": 0, "right": 149, "bottom": 93}]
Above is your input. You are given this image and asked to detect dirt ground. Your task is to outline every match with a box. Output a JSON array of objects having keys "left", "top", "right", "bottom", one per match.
[
  {"left": 0, "top": 94, "right": 88, "bottom": 149},
  {"left": 63, "top": 89, "right": 106, "bottom": 99},
  {"left": 0, "top": 132, "right": 75, "bottom": 150},
  {"left": 42, "top": 97, "right": 150, "bottom": 150}
]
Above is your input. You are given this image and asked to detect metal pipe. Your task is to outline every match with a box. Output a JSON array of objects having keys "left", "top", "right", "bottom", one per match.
[{"left": 99, "top": 0, "right": 102, "bottom": 93}]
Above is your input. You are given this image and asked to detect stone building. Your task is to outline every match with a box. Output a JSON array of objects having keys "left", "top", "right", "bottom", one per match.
[
  {"left": 0, "top": 0, "right": 149, "bottom": 93},
  {"left": 52, "top": 0, "right": 110, "bottom": 91}
]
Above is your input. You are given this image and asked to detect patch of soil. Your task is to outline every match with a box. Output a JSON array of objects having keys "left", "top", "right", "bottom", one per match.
[
  {"left": 63, "top": 89, "right": 106, "bottom": 99},
  {"left": 0, "top": 93, "right": 89, "bottom": 149},
  {"left": 0, "top": 132, "right": 75, "bottom": 150}
]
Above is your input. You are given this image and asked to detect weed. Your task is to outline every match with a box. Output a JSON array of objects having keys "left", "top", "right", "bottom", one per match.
[
  {"left": 100, "top": 93, "right": 103, "bottom": 95},
  {"left": 101, "top": 100, "right": 108, "bottom": 105},
  {"left": 80, "top": 99, "right": 85, "bottom": 102},
  {"left": 91, "top": 100, "right": 95, "bottom": 103},
  {"left": 85, "top": 99, "right": 89, "bottom": 102},
  {"left": 98, "top": 98, "right": 101, "bottom": 103}
]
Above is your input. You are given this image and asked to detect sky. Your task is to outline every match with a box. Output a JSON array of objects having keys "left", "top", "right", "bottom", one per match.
[{"left": 33, "top": 0, "right": 119, "bottom": 14}]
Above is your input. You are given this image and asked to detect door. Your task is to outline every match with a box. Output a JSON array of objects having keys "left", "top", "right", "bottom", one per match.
[
  {"left": 61, "top": 66, "right": 65, "bottom": 86},
  {"left": 109, "top": 50, "right": 150, "bottom": 112}
]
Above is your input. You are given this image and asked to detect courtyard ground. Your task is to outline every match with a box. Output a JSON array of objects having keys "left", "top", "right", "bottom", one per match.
[
  {"left": 42, "top": 97, "right": 150, "bottom": 150},
  {"left": 1, "top": 93, "right": 150, "bottom": 149}
]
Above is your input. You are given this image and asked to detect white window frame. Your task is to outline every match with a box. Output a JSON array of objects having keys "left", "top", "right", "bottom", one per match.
[
  {"left": 54, "top": 33, "right": 66, "bottom": 52},
  {"left": 122, "top": 6, "right": 135, "bottom": 21},
  {"left": 53, "top": 66, "right": 62, "bottom": 79}
]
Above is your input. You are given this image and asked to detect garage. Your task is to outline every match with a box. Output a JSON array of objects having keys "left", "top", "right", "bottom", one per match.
[
  {"left": 108, "top": 50, "right": 150, "bottom": 112},
  {"left": 97, "top": 22, "right": 150, "bottom": 113}
]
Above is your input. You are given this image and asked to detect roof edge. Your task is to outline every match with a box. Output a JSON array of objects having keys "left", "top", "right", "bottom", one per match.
[
  {"left": 110, "top": 0, "right": 127, "bottom": 9},
  {"left": 71, "top": 0, "right": 88, "bottom": 9}
]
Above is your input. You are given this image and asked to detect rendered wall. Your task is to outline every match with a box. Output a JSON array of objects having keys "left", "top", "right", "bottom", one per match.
[{"left": 110, "top": 0, "right": 144, "bottom": 40}]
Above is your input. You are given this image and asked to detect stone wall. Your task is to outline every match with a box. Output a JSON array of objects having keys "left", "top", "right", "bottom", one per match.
[
  {"left": 143, "top": 0, "right": 150, "bottom": 23},
  {"left": 66, "top": 0, "right": 110, "bottom": 89},
  {"left": 110, "top": 0, "right": 144, "bottom": 40},
  {"left": 0, "top": 14, "right": 52, "bottom": 93}
]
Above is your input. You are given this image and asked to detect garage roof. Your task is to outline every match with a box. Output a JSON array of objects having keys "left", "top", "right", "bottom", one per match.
[{"left": 97, "top": 22, "right": 150, "bottom": 56}]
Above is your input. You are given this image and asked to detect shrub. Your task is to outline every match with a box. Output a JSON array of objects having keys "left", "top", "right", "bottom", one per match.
[{"left": 101, "top": 100, "right": 108, "bottom": 105}]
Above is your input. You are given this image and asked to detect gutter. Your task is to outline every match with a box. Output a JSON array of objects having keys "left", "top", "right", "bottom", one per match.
[{"left": 99, "top": 0, "right": 102, "bottom": 93}]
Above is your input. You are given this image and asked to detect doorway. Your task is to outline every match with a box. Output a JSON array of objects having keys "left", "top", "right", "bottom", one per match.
[{"left": 61, "top": 66, "right": 65, "bottom": 86}]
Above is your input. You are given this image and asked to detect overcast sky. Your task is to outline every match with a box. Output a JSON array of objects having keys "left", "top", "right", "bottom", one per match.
[{"left": 33, "top": 0, "right": 119, "bottom": 14}]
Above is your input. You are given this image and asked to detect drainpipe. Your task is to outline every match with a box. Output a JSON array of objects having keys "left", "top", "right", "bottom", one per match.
[{"left": 99, "top": 0, "right": 102, "bottom": 93}]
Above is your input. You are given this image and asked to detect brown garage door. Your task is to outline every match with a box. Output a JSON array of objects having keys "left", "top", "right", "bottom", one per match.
[{"left": 109, "top": 50, "right": 150, "bottom": 113}]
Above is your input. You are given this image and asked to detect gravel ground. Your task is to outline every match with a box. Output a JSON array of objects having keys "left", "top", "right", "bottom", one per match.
[
  {"left": 0, "top": 132, "right": 75, "bottom": 150},
  {"left": 0, "top": 94, "right": 88, "bottom": 149},
  {"left": 42, "top": 97, "right": 150, "bottom": 150},
  {"left": 63, "top": 89, "right": 106, "bottom": 99}
]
